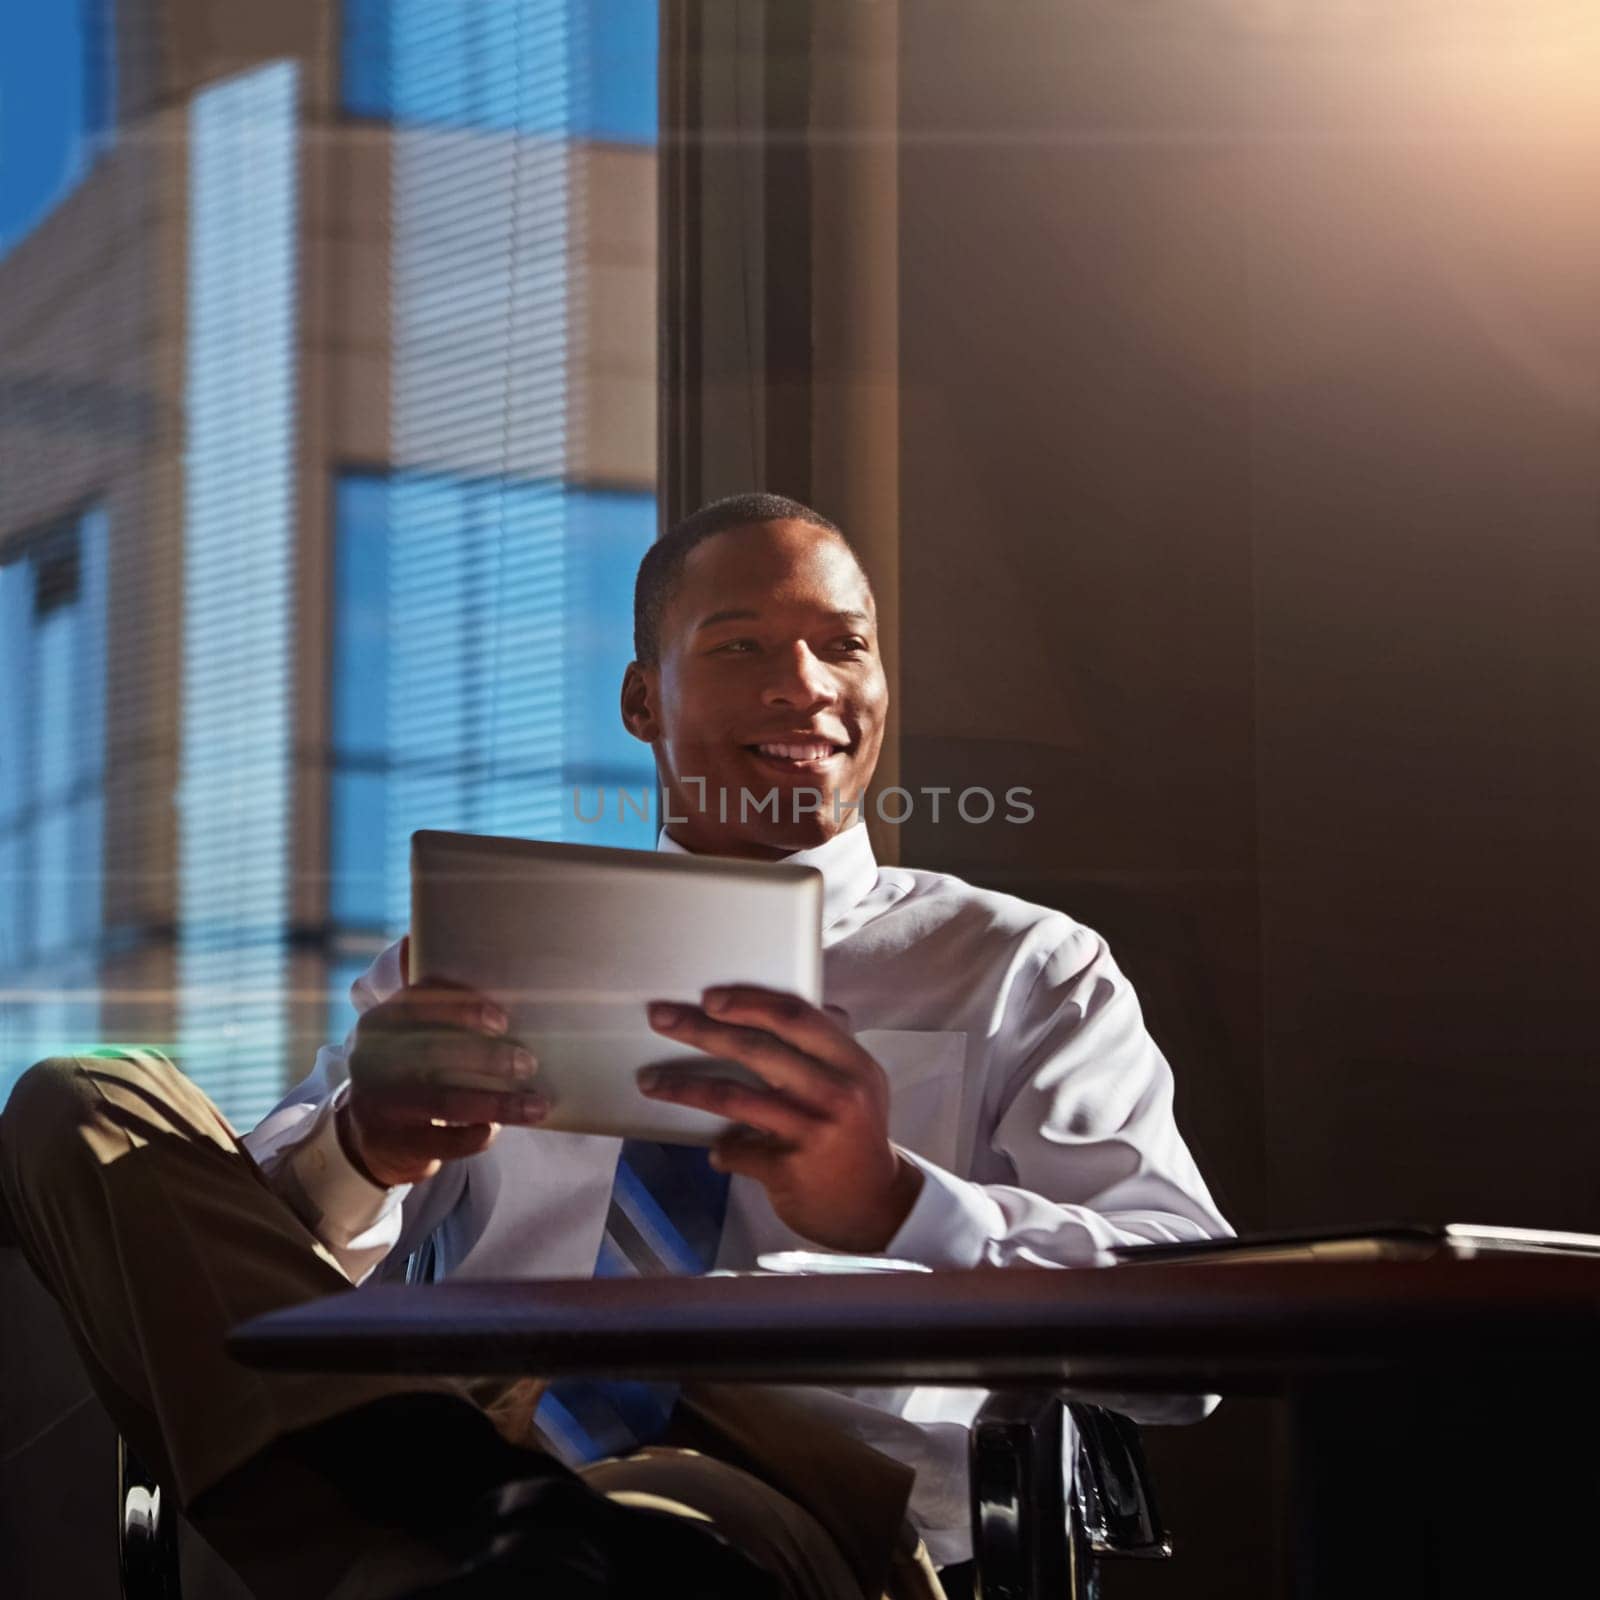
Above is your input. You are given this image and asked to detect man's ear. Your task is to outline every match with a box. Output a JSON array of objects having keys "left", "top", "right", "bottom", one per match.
[{"left": 620, "top": 661, "right": 661, "bottom": 744}]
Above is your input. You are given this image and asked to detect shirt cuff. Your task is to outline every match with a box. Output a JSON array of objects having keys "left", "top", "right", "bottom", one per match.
[
  {"left": 884, "top": 1148, "right": 1007, "bottom": 1269},
  {"left": 276, "top": 1083, "right": 410, "bottom": 1251}
]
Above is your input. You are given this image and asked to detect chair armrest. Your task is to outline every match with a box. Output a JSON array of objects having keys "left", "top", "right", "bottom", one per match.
[
  {"left": 118, "top": 1436, "right": 182, "bottom": 1600},
  {"left": 1064, "top": 1402, "right": 1171, "bottom": 1560},
  {"left": 970, "top": 1393, "right": 1171, "bottom": 1600},
  {"left": 970, "top": 1390, "right": 1070, "bottom": 1600}
]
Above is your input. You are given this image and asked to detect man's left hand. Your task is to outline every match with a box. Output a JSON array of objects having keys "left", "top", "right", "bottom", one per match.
[{"left": 638, "top": 986, "right": 924, "bottom": 1253}]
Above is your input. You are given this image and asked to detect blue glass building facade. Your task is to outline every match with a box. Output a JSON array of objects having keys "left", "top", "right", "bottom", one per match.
[
  {"left": 324, "top": 0, "right": 660, "bottom": 1039},
  {"left": 342, "top": 0, "right": 658, "bottom": 144},
  {"left": 0, "top": 508, "right": 107, "bottom": 1101},
  {"left": 176, "top": 61, "right": 302, "bottom": 1124},
  {"left": 328, "top": 473, "right": 656, "bottom": 1020},
  {"left": 0, "top": 1, "right": 662, "bottom": 1121}
]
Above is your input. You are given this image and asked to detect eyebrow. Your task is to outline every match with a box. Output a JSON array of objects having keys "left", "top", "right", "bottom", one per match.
[
  {"left": 693, "top": 607, "right": 873, "bottom": 633},
  {"left": 694, "top": 608, "right": 759, "bottom": 632}
]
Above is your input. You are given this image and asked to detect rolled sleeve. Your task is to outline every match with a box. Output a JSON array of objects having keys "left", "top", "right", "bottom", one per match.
[
  {"left": 244, "top": 936, "right": 414, "bottom": 1284},
  {"left": 255, "top": 1082, "right": 410, "bottom": 1283},
  {"left": 885, "top": 1148, "right": 1006, "bottom": 1269}
]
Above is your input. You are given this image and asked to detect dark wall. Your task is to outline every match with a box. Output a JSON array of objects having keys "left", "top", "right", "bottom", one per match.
[
  {"left": 895, "top": 5, "right": 1600, "bottom": 1592},
  {"left": 898, "top": 0, "right": 1600, "bottom": 1241}
]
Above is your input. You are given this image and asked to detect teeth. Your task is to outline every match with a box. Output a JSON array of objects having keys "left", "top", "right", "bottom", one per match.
[{"left": 757, "top": 742, "right": 838, "bottom": 761}]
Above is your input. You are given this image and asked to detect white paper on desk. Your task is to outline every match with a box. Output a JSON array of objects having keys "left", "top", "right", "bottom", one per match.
[{"left": 756, "top": 1250, "right": 932, "bottom": 1274}]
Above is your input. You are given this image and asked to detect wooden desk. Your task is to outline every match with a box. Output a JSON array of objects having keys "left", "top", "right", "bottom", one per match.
[
  {"left": 229, "top": 1255, "right": 1600, "bottom": 1387},
  {"left": 231, "top": 1256, "right": 1600, "bottom": 1597}
]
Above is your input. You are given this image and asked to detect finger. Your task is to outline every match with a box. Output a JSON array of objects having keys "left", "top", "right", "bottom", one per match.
[
  {"left": 697, "top": 986, "right": 861, "bottom": 1072},
  {"left": 645, "top": 1003, "right": 843, "bottom": 1108},
  {"left": 366, "top": 987, "right": 510, "bottom": 1038},
  {"left": 636, "top": 1067, "right": 818, "bottom": 1143},
  {"left": 353, "top": 1034, "right": 535, "bottom": 1098},
  {"left": 398, "top": 1034, "right": 537, "bottom": 1085},
  {"left": 374, "top": 1083, "right": 548, "bottom": 1128}
]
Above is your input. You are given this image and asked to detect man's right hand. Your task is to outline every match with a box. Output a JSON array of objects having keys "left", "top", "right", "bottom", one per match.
[{"left": 338, "top": 938, "right": 547, "bottom": 1188}]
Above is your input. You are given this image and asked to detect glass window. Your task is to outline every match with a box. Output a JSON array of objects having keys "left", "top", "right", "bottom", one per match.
[
  {"left": 330, "top": 769, "right": 389, "bottom": 930},
  {"left": 564, "top": 489, "right": 658, "bottom": 782},
  {"left": 4, "top": 6, "right": 660, "bottom": 1129},
  {"left": 327, "top": 472, "right": 658, "bottom": 946},
  {"left": 0, "top": 508, "right": 108, "bottom": 1104},
  {"left": 0, "top": 1, "right": 117, "bottom": 256},
  {"left": 324, "top": 952, "right": 376, "bottom": 1043},
  {"left": 586, "top": 0, "right": 659, "bottom": 145},
  {"left": 176, "top": 61, "right": 300, "bottom": 1128},
  {"left": 332, "top": 473, "right": 392, "bottom": 760},
  {"left": 341, "top": 0, "right": 657, "bottom": 145}
]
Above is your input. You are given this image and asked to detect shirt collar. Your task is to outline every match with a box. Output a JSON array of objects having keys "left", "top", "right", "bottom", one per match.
[{"left": 655, "top": 822, "right": 879, "bottom": 931}]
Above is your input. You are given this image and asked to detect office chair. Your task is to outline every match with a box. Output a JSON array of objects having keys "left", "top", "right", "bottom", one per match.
[
  {"left": 971, "top": 1392, "right": 1170, "bottom": 1600},
  {"left": 118, "top": 1438, "right": 181, "bottom": 1600},
  {"left": 116, "top": 1395, "right": 1169, "bottom": 1600}
]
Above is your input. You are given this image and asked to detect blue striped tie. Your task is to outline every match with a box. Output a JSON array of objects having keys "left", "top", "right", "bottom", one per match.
[{"left": 535, "top": 1139, "right": 731, "bottom": 1464}]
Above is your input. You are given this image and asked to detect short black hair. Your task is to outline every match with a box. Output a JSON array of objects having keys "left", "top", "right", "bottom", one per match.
[{"left": 632, "top": 492, "right": 857, "bottom": 664}]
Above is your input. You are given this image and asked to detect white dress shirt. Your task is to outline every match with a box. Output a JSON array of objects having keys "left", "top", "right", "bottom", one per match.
[{"left": 245, "top": 821, "right": 1231, "bottom": 1564}]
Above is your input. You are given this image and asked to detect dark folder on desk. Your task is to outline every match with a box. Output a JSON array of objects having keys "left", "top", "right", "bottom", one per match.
[{"left": 1109, "top": 1222, "right": 1600, "bottom": 1266}]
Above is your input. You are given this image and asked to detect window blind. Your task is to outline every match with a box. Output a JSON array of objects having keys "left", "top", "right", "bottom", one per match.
[
  {"left": 176, "top": 62, "right": 299, "bottom": 1127},
  {"left": 322, "top": 1, "right": 660, "bottom": 1036},
  {"left": 0, "top": 509, "right": 107, "bottom": 1104}
]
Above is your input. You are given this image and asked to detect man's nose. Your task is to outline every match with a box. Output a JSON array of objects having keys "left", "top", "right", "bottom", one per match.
[{"left": 761, "top": 642, "right": 837, "bottom": 709}]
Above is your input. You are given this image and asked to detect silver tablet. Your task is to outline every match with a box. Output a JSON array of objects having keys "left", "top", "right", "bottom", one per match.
[{"left": 409, "top": 830, "right": 823, "bottom": 1144}]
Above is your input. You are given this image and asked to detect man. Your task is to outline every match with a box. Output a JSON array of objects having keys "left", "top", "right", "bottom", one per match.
[
  {"left": 1, "top": 493, "right": 1228, "bottom": 1599},
  {"left": 247, "top": 496, "right": 1230, "bottom": 1561}
]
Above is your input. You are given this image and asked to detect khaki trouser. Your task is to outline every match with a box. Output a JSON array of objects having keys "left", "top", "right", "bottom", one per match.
[{"left": 0, "top": 1051, "right": 944, "bottom": 1600}]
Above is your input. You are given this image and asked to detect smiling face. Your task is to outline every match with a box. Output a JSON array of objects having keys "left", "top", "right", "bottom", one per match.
[{"left": 621, "top": 519, "right": 888, "bottom": 858}]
